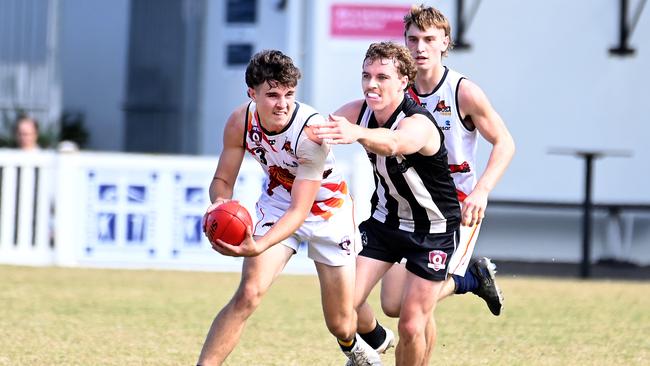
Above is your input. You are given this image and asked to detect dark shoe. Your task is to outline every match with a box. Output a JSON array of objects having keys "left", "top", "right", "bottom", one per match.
[{"left": 470, "top": 257, "right": 504, "bottom": 316}]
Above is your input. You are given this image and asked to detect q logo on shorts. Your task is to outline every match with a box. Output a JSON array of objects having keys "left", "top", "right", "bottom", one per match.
[{"left": 427, "top": 250, "right": 448, "bottom": 271}]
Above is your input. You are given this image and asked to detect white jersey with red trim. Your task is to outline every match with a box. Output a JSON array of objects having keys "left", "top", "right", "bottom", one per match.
[
  {"left": 408, "top": 67, "right": 478, "bottom": 201},
  {"left": 243, "top": 101, "right": 349, "bottom": 221}
]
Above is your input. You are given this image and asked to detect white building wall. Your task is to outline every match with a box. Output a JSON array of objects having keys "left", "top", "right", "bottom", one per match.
[
  {"left": 198, "top": 0, "right": 293, "bottom": 155},
  {"left": 442, "top": 0, "right": 650, "bottom": 204},
  {"left": 295, "top": 0, "right": 650, "bottom": 204}
]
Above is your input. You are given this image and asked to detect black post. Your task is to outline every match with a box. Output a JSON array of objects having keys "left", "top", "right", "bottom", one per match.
[
  {"left": 619, "top": 0, "right": 630, "bottom": 50},
  {"left": 455, "top": 0, "right": 470, "bottom": 49},
  {"left": 580, "top": 154, "right": 595, "bottom": 278},
  {"left": 549, "top": 148, "right": 632, "bottom": 278},
  {"left": 610, "top": 0, "right": 635, "bottom": 55}
]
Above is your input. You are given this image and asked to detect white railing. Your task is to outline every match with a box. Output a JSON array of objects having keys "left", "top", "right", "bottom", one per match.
[
  {"left": 1, "top": 149, "right": 649, "bottom": 271},
  {"left": 0, "top": 149, "right": 323, "bottom": 273},
  {"left": 0, "top": 150, "right": 55, "bottom": 265}
]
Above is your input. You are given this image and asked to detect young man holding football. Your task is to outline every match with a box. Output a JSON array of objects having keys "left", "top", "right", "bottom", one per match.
[{"left": 197, "top": 50, "right": 381, "bottom": 366}]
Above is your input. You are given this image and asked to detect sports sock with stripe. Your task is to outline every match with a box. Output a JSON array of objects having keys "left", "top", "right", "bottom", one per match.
[{"left": 338, "top": 337, "right": 356, "bottom": 352}]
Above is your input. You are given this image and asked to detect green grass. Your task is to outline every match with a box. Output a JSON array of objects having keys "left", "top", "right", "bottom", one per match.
[{"left": 0, "top": 265, "right": 648, "bottom": 365}]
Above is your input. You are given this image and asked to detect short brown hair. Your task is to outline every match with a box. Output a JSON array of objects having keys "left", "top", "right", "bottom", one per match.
[
  {"left": 403, "top": 4, "right": 453, "bottom": 56},
  {"left": 245, "top": 50, "right": 301, "bottom": 89},
  {"left": 363, "top": 42, "right": 416, "bottom": 89},
  {"left": 14, "top": 116, "right": 39, "bottom": 134}
]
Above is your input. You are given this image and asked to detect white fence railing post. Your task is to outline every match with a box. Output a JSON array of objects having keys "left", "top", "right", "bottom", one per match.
[
  {"left": 0, "top": 150, "right": 55, "bottom": 265},
  {"left": 0, "top": 161, "right": 17, "bottom": 252}
]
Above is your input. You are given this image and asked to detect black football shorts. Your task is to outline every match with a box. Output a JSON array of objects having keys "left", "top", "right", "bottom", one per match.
[{"left": 359, "top": 218, "right": 457, "bottom": 281}]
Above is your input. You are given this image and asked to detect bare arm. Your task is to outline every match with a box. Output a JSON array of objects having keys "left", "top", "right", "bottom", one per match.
[
  {"left": 208, "top": 106, "right": 247, "bottom": 204},
  {"left": 458, "top": 79, "right": 515, "bottom": 226},
  {"left": 202, "top": 106, "right": 246, "bottom": 238},
  {"left": 357, "top": 114, "right": 437, "bottom": 156},
  {"left": 253, "top": 178, "right": 321, "bottom": 251},
  {"left": 316, "top": 99, "right": 439, "bottom": 156}
]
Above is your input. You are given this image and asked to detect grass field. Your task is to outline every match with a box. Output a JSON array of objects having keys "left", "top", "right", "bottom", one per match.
[{"left": 1, "top": 265, "right": 648, "bottom": 366}]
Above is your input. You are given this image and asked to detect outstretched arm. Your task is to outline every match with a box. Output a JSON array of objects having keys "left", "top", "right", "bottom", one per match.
[
  {"left": 458, "top": 79, "right": 515, "bottom": 226},
  {"left": 208, "top": 107, "right": 247, "bottom": 205},
  {"left": 316, "top": 99, "right": 438, "bottom": 156}
]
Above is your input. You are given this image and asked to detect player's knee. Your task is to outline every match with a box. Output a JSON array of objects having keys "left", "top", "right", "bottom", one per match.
[
  {"left": 324, "top": 313, "right": 356, "bottom": 340},
  {"left": 398, "top": 318, "right": 424, "bottom": 341},
  {"left": 233, "top": 283, "right": 265, "bottom": 313}
]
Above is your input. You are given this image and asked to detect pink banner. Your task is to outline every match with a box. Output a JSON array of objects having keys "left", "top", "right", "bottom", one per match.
[{"left": 330, "top": 4, "right": 410, "bottom": 38}]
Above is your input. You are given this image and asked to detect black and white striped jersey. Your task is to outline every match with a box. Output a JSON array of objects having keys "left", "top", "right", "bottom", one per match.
[{"left": 356, "top": 95, "right": 461, "bottom": 234}]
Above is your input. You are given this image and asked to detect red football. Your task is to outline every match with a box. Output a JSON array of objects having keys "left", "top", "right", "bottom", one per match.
[{"left": 205, "top": 201, "right": 253, "bottom": 246}]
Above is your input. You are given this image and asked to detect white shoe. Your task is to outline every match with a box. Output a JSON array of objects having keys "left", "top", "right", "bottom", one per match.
[
  {"left": 375, "top": 328, "right": 395, "bottom": 354},
  {"left": 343, "top": 335, "right": 383, "bottom": 366}
]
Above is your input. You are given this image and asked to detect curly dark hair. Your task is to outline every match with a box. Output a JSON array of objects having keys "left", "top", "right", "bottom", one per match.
[
  {"left": 363, "top": 42, "right": 416, "bottom": 89},
  {"left": 245, "top": 50, "right": 302, "bottom": 89}
]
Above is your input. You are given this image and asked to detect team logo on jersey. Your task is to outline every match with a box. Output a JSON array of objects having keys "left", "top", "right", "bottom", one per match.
[
  {"left": 435, "top": 100, "right": 452, "bottom": 115},
  {"left": 388, "top": 157, "right": 412, "bottom": 174},
  {"left": 427, "top": 250, "right": 448, "bottom": 271},
  {"left": 283, "top": 160, "right": 298, "bottom": 168},
  {"left": 338, "top": 236, "right": 352, "bottom": 255},
  {"left": 439, "top": 120, "right": 451, "bottom": 131},
  {"left": 282, "top": 140, "right": 294, "bottom": 155},
  {"left": 249, "top": 126, "right": 263, "bottom": 146},
  {"left": 262, "top": 222, "right": 275, "bottom": 228},
  {"left": 449, "top": 161, "right": 471, "bottom": 173},
  {"left": 267, "top": 165, "right": 295, "bottom": 195}
]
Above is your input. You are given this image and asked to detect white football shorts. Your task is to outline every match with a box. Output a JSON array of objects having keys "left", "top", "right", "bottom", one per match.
[{"left": 253, "top": 196, "right": 360, "bottom": 266}]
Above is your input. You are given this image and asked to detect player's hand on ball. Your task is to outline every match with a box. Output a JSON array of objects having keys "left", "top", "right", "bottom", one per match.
[{"left": 210, "top": 226, "right": 259, "bottom": 257}]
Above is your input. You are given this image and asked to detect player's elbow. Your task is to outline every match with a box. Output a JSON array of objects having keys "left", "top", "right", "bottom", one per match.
[
  {"left": 494, "top": 131, "right": 516, "bottom": 160},
  {"left": 384, "top": 135, "right": 402, "bottom": 156},
  {"left": 503, "top": 133, "right": 516, "bottom": 158},
  {"left": 387, "top": 143, "right": 400, "bottom": 156}
]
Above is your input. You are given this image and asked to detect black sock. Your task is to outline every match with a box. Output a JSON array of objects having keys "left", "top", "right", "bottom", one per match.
[
  {"left": 453, "top": 270, "right": 479, "bottom": 295},
  {"left": 359, "top": 321, "right": 387, "bottom": 349},
  {"left": 338, "top": 337, "right": 356, "bottom": 352}
]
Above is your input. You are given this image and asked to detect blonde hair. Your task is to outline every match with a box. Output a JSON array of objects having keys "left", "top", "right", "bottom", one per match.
[{"left": 403, "top": 4, "right": 453, "bottom": 56}]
